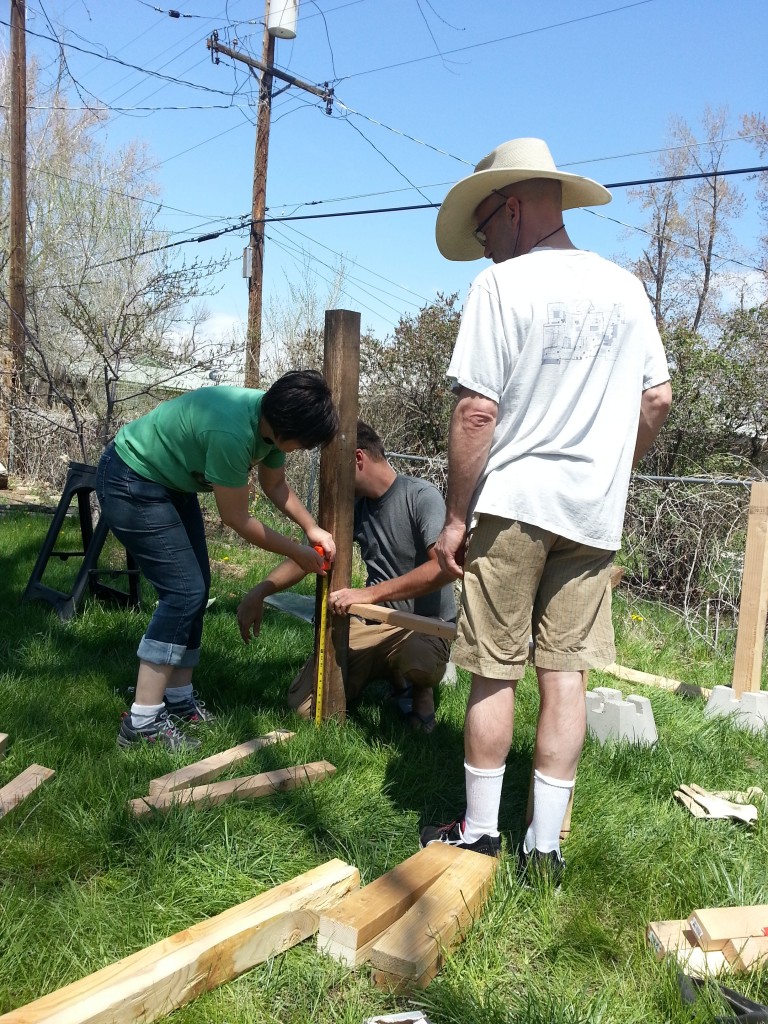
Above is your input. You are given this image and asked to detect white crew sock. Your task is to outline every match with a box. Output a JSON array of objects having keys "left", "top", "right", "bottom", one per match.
[
  {"left": 130, "top": 702, "right": 165, "bottom": 729},
  {"left": 524, "top": 769, "right": 575, "bottom": 855},
  {"left": 462, "top": 761, "right": 505, "bottom": 843},
  {"left": 164, "top": 684, "right": 194, "bottom": 705}
]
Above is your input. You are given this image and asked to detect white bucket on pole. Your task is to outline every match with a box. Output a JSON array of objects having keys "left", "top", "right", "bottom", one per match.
[{"left": 267, "top": 0, "right": 299, "bottom": 39}]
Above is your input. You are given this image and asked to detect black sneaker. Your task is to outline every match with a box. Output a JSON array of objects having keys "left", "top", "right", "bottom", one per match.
[
  {"left": 164, "top": 691, "right": 216, "bottom": 725},
  {"left": 419, "top": 817, "right": 500, "bottom": 858},
  {"left": 117, "top": 710, "right": 202, "bottom": 751},
  {"left": 517, "top": 843, "right": 565, "bottom": 887}
]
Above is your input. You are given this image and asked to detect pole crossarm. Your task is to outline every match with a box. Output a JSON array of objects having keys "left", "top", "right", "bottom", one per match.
[{"left": 207, "top": 36, "right": 334, "bottom": 113}]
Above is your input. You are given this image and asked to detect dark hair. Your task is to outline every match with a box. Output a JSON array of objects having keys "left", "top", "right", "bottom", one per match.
[
  {"left": 262, "top": 370, "right": 339, "bottom": 448},
  {"left": 356, "top": 420, "right": 386, "bottom": 461}
]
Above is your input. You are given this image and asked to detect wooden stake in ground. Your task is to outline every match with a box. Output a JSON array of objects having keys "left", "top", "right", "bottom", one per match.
[
  {"left": 130, "top": 761, "right": 335, "bottom": 817},
  {"left": 0, "top": 733, "right": 8, "bottom": 760},
  {"left": 313, "top": 309, "right": 360, "bottom": 722},
  {"left": 0, "top": 859, "right": 359, "bottom": 1024},
  {"left": 147, "top": 731, "right": 295, "bottom": 799},
  {"left": 0, "top": 764, "right": 55, "bottom": 818},
  {"left": 731, "top": 482, "right": 768, "bottom": 697},
  {"left": 370, "top": 848, "right": 497, "bottom": 992}
]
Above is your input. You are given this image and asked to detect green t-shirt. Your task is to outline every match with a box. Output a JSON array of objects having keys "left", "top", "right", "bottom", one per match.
[{"left": 114, "top": 386, "right": 285, "bottom": 492}]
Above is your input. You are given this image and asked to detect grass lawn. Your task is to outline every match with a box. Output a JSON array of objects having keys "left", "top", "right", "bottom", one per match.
[{"left": 1, "top": 506, "right": 767, "bottom": 1024}]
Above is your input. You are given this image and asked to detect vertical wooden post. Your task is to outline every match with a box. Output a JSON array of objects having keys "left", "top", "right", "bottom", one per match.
[
  {"left": 244, "top": 7, "right": 274, "bottom": 388},
  {"left": 314, "top": 309, "right": 360, "bottom": 721},
  {"left": 731, "top": 482, "right": 768, "bottom": 697}
]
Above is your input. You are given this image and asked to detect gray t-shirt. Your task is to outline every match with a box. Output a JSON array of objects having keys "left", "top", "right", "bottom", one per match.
[{"left": 354, "top": 474, "right": 456, "bottom": 623}]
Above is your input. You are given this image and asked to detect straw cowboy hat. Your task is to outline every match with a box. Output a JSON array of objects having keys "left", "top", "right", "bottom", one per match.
[{"left": 436, "top": 137, "right": 612, "bottom": 261}]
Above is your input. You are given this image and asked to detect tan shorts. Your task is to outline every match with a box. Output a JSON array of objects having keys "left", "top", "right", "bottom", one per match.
[
  {"left": 287, "top": 618, "right": 451, "bottom": 716},
  {"left": 452, "top": 515, "right": 616, "bottom": 681}
]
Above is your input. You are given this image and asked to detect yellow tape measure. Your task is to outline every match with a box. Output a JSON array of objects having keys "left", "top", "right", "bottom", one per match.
[{"left": 313, "top": 546, "right": 330, "bottom": 725}]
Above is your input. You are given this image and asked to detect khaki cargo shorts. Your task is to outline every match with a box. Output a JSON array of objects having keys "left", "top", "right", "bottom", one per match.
[
  {"left": 287, "top": 618, "right": 451, "bottom": 717},
  {"left": 452, "top": 515, "right": 616, "bottom": 681}
]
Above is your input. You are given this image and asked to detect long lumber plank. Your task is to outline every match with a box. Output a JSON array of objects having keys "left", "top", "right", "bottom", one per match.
[
  {"left": 0, "top": 764, "right": 55, "bottom": 818},
  {"left": 317, "top": 843, "right": 463, "bottom": 966},
  {"left": 0, "top": 733, "right": 8, "bottom": 760},
  {"left": 647, "top": 919, "right": 699, "bottom": 960},
  {"left": 688, "top": 906, "right": 768, "bottom": 951},
  {"left": 602, "top": 662, "right": 711, "bottom": 699},
  {"left": 148, "top": 730, "right": 295, "bottom": 798},
  {"left": 348, "top": 603, "right": 456, "bottom": 641},
  {"left": 130, "top": 761, "right": 335, "bottom": 817},
  {"left": 370, "top": 848, "right": 496, "bottom": 984},
  {"left": 723, "top": 935, "right": 768, "bottom": 971},
  {"left": 0, "top": 858, "right": 359, "bottom": 1024}
]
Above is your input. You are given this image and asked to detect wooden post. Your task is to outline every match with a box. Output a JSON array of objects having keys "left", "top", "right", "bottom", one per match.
[
  {"left": 731, "top": 482, "right": 768, "bottom": 697},
  {"left": 314, "top": 309, "right": 360, "bottom": 721}
]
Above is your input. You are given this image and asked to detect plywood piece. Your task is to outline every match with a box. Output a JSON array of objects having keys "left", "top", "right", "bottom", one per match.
[
  {"left": 602, "top": 663, "right": 711, "bottom": 699},
  {"left": 0, "top": 859, "right": 359, "bottom": 1024},
  {"left": 148, "top": 731, "right": 295, "bottom": 798},
  {"left": 688, "top": 906, "right": 768, "bottom": 951},
  {"left": 0, "top": 764, "right": 55, "bottom": 818},
  {"left": 130, "top": 761, "right": 335, "bottom": 817},
  {"left": 723, "top": 935, "right": 768, "bottom": 972},
  {"left": 732, "top": 482, "right": 768, "bottom": 697},
  {"left": 647, "top": 919, "right": 699, "bottom": 960},
  {"left": 0, "top": 733, "right": 8, "bottom": 760},
  {"left": 369, "top": 848, "right": 496, "bottom": 983},
  {"left": 317, "top": 843, "right": 463, "bottom": 966},
  {"left": 348, "top": 603, "right": 457, "bottom": 642}
]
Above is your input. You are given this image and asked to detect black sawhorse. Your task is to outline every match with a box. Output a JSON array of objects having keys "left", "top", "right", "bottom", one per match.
[{"left": 23, "top": 461, "right": 141, "bottom": 621}]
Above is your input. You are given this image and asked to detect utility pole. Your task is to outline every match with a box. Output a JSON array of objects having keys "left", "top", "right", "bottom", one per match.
[
  {"left": 1, "top": 0, "right": 27, "bottom": 483},
  {"left": 207, "top": 7, "right": 333, "bottom": 388}
]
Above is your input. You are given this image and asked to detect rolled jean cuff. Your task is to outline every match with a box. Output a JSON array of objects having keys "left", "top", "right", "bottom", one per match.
[{"left": 137, "top": 636, "right": 201, "bottom": 668}]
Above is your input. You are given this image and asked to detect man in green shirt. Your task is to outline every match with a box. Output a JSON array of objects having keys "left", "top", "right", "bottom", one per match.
[{"left": 96, "top": 369, "right": 338, "bottom": 750}]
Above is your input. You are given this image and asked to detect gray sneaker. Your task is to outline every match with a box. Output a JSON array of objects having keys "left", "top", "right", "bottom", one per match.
[
  {"left": 117, "top": 710, "right": 201, "bottom": 751},
  {"left": 164, "top": 691, "right": 216, "bottom": 725}
]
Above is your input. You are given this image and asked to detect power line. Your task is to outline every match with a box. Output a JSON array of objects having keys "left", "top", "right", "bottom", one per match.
[{"left": 87, "top": 164, "right": 768, "bottom": 271}]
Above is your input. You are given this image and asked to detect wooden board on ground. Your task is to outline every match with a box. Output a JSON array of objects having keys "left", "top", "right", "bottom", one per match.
[
  {"left": 0, "top": 733, "right": 8, "bottom": 760},
  {"left": 0, "top": 764, "right": 55, "bottom": 818},
  {"left": 647, "top": 919, "right": 699, "bottom": 960},
  {"left": 148, "top": 731, "right": 295, "bottom": 798},
  {"left": 731, "top": 481, "right": 768, "bottom": 697},
  {"left": 318, "top": 843, "right": 464, "bottom": 966},
  {"left": 723, "top": 935, "right": 768, "bottom": 972},
  {"left": 689, "top": 906, "right": 768, "bottom": 951},
  {"left": 675, "top": 947, "right": 729, "bottom": 978},
  {"left": 369, "top": 848, "right": 497, "bottom": 989},
  {"left": 347, "top": 603, "right": 457, "bottom": 642},
  {"left": 0, "top": 858, "right": 359, "bottom": 1024},
  {"left": 130, "top": 761, "right": 335, "bottom": 817},
  {"left": 601, "top": 663, "right": 711, "bottom": 699}
]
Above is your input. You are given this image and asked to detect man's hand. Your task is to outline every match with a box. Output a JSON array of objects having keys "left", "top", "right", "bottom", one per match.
[
  {"left": 328, "top": 586, "right": 370, "bottom": 615},
  {"left": 305, "top": 526, "right": 336, "bottom": 564},
  {"left": 237, "top": 587, "right": 267, "bottom": 643},
  {"left": 435, "top": 521, "right": 467, "bottom": 578}
]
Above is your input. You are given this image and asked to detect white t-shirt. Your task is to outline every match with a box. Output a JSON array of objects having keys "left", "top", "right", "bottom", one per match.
[{"left": 447, "top": 248, "right": 670, "bottom": 550}]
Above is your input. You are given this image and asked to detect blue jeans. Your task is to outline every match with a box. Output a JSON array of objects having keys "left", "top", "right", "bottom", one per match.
[{"left": 95, "top": 443, "right": 210, "bottom": 668}]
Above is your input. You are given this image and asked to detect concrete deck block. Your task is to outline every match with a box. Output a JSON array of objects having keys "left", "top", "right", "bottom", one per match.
[
  {"left": 586, "top": 686, "right": 658, "bottom": 746},
  {"left": 704, "top": 686, "right": 768, "bottom": 734}
]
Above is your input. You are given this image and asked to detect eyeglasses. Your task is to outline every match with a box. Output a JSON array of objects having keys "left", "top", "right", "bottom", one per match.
[{"left": 473, "top": 193, "right": 509, "bottom": 246}]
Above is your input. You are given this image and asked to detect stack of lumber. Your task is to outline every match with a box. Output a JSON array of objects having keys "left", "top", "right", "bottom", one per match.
[
  {"left": 0, "top": 859, "right": 360, "bottom": 1024},
  {"left": 127, "top": 729, "right": 335, "bottom": 816},
  {"left": 0, "top": 733, "right": 55, "bottom": 820},
  {"left": 318, "top": 842, "right": 497, "bottom": 992},
  {"left": 648, "top": 905, "right": 768, "bottom": 977}
]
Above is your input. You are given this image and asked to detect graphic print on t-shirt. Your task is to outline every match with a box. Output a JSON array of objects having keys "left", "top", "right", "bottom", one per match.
[{"left": 542, "top": 301, "right": 624, "bottom": 366}]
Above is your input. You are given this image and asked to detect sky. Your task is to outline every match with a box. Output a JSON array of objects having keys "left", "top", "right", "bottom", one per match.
[{"left": 4, "top": 0, "right": 767, "bottom": 373}]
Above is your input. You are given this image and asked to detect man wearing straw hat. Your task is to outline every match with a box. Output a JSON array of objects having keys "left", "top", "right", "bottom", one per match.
[{"left": 419, "top": 138, "right": 672, "bottom": 872}]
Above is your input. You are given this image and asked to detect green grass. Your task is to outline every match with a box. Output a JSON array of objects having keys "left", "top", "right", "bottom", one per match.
[{"left": 1, "top": 508, "right": 767, "bottom": 1023}]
